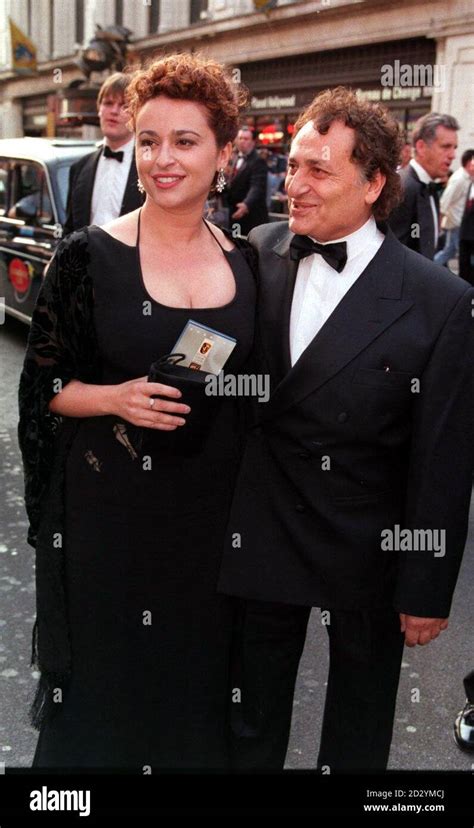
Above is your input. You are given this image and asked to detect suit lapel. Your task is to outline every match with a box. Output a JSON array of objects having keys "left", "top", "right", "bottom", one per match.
[
  {"left": 260, "top": 228, "right": 414, "bottom": 423},
  {"left": 121, "top": 153, "right": 141, "bottom": 214},
  {"left": 257, "top": 230, "right": 298, "bottom": 383},
  {"left": 408, "top": 165, "right": 436, "bottom": 258},
  {"left": 416, "top": 186, "right": 435, "bottom": 258},
  {"left": 75, "top": 148, "right": 101, "bottom": 227}
]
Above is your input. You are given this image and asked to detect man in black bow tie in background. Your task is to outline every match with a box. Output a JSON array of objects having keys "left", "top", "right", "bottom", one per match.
[
  {"left": 219, "top": 87, "right": 474, "bottom": 771},
  {"left": 226, "top": 128, "right": 268, "bottom": 235},
  {"left": 63, "top": 73, "right": 144, "bottom": 235},
  {"left": 388, "top": 113, "right": 459, "bottom": 259}
]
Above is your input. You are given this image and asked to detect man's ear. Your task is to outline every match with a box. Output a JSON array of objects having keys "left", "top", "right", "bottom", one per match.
[
  {"left": 414, "top": 138, "right": 426, "bottom": 159},
  {"left": 365, "top": 169, "right": 386, "bottom": 207}
]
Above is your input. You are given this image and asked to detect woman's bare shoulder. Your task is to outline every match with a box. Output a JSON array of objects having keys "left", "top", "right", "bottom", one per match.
[
  {"left": 99, "top": 210, "right": 140, "bottom": 246},
  {"left": 204, "top": 220, "right": 235, "bottom": 252}
]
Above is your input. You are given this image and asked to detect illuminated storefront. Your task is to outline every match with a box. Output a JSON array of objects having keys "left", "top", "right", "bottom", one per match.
[{"left": 239, "top": 37, "right": 435, "bottom": 152}]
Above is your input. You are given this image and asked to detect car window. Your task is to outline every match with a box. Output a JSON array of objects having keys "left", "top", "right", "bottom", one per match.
[
  {"left": 55, "top": 163, "right": 70, "bottom": 214},
  {"left": 0, "top": 160, "right": 8, "bottom": 217},
  {"left": 9, "top": 161, "right": 53, "bottom": 224}
]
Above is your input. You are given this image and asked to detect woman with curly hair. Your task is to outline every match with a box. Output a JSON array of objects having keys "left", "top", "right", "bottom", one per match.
[{"left": 18, "top": 53, "right": 256, "bottom": 770}]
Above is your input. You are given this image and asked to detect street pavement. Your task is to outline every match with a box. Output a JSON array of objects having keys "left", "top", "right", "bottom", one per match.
[{"left": 1, "top": 314, "right": 473, "bottom": 771}]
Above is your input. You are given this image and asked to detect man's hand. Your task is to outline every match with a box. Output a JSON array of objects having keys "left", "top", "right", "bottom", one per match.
[
  {"left": 399, "top": 614, "right": 448, "bottom": 647},
  {"left": 232, "top": 202, "right": 249, "bottom": 220}
]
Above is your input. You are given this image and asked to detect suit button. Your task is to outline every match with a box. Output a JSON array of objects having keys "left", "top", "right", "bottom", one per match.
[
  {"left": 337, "top": 412, "right": 349, "bottom": 423},
  {"left": 295, "top": 503, "right": 306, "bottom": 513},
  {"left": 298, "top": 450, "right": 311, "bottom": 459}
]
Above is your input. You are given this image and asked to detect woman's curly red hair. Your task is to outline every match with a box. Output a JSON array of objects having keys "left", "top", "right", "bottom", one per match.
[{"left": 125, "top": 52, "right": 248, "bottom": 147}]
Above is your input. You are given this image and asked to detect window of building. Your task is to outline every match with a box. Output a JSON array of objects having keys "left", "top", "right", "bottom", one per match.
[
  {"left": 115, "top": 0, "right": 123, "bottom": 26},
  {"left": 56, "top": 164, "right": 71, "bottom": 215},
  {"left": 76, "top": 0, "right": 84, "bottom": 45},
  {"left": 190, "top": 0, "right": 209, "bottom": 24},
  {"left": 148, "top": 0, "right": 160, "bottom": 33}
]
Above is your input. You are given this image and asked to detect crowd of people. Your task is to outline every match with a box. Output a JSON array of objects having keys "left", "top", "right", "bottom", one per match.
[
  {"left": 203, "top": 108, "right": 474, "bottom": 287},
  {"left": 60, "top": 67, "right": 474, "bottom": 288},
  {"left": 17, "top": 55, "right": 474, "bottom": 771}
]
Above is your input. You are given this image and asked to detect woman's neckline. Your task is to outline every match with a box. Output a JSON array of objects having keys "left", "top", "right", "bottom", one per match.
[
  {"left": 91, "top": 211, "right": 236, "bottom": 253},
  {"left": 90, "top": 214, "right": 239, "bottom": 312}
]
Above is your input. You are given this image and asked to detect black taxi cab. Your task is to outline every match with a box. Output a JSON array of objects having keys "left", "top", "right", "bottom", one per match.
[{"left": 0, "top": 137, "right": 97, "bottom": 323}]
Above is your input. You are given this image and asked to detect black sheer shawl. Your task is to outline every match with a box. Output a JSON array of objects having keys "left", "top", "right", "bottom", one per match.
[{"left": 18, "top": 228, "right": 99, "bottom": 727}]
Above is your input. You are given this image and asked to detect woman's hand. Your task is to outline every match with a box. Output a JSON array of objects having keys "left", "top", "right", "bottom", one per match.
[{"left": 111, "top": 377, "right": 191, "bottom": 430}]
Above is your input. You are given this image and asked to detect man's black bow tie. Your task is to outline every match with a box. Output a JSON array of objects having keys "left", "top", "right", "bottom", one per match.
[
  {"left": 289, "top": 234, "right": 348, "bottom": 273},
  {"left": 425, "top": 181, "right": 438, "bottom": 196},
  {"left": 103, "top": 145, "right": 124, "bottom": 162}
]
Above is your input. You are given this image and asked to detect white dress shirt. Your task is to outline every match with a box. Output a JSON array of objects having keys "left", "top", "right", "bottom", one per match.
[
  {"left": 440, "top": 166, "right": 471, "bottom": 229},
  {"left": 289, "top": 216, "right": 384, "bottom": 366},
  {"left": 90, "top": 137, "right": 135, "bottom": 227},
  {"left": 234, "top": 152, "right": 245, "bottom": 173},
  {"left": 409, "top": 158, "right": 439, "bottom": 248}
]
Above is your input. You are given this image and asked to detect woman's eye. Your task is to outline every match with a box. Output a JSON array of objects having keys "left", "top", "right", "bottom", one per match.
[
  {"left": 178, "top": 139, "right": 195, "bottom": 147},
  {"left": 139, "top": 139, "right": 154, "bottom": 147}
]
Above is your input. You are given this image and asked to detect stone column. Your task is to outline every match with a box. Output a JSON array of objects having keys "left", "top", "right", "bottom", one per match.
[
  {"left": 0, "top": 100, "right": 23, "bottom": 139},
  {"left": 431, "top": 34, "right": 474, "bottom": 163}
]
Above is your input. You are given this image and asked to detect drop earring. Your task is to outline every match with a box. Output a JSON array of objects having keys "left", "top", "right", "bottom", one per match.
[
  {"left": 137, "top": 179, "right": 145, "bottom": 194},
  {"left": 216, "top": 168, "right": 226, "bottom": 193}
]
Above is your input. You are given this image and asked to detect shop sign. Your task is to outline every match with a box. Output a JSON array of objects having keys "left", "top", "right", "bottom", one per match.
[
  {"left": 251, "top": 94, "right": 297, "bottom": 111},
  {"left": 356, "top": 86, "right": 432, "bottom": 103}
]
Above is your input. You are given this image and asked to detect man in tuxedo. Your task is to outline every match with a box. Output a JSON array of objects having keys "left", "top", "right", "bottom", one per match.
[
  {"left": 63, "top": 72, "right": 144, "bottom": 235},
  {"left": 388, "top": 113, "right": 459, "bottom": 259},
  {"left": 219, "top": 88, "right": 474, "bottom": 771},
  {"left": 226, "top": 128, "right": 268, "bottom": 236}
]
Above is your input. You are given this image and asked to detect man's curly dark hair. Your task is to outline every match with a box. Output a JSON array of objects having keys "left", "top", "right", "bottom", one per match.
[{"left": 294, "top": 86, "right": 403, "bottom": 220}]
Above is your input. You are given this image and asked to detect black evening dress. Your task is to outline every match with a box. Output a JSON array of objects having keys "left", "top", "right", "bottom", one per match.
[{"left": 31, "top": 215, "right": 255, "bottom": 770}]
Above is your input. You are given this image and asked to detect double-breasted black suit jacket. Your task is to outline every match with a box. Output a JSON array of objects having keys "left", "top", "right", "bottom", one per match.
[
  {"left": 63, "top": 144, "right": 144, "bottom": 235},
  {"left": 388, "top": 164, "right": 439, "bottom": 259},
  {"left": 218, "top": 221, "right": 474, "bottom": 618},
  {"left": 227, "top": 148, "right": 269, "bottom": 235}
]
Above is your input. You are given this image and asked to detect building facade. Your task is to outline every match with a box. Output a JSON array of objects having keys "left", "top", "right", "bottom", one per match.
[{"left": 0, "top": 0, "right": 473, "bottom": 159}]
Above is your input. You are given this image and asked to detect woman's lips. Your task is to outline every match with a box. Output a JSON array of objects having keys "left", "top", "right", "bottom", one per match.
[{"left": 151, "top": 175, "right": 185, "bottom": 189}]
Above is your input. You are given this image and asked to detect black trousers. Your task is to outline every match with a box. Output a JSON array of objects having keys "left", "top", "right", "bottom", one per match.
[{"left": 230, "top": 600, "right": 405, "bottom": 772}]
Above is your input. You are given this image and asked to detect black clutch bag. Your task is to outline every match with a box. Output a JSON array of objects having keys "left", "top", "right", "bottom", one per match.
[{"left": 147, "top": 353, "right": 223, "bottom": 452}]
